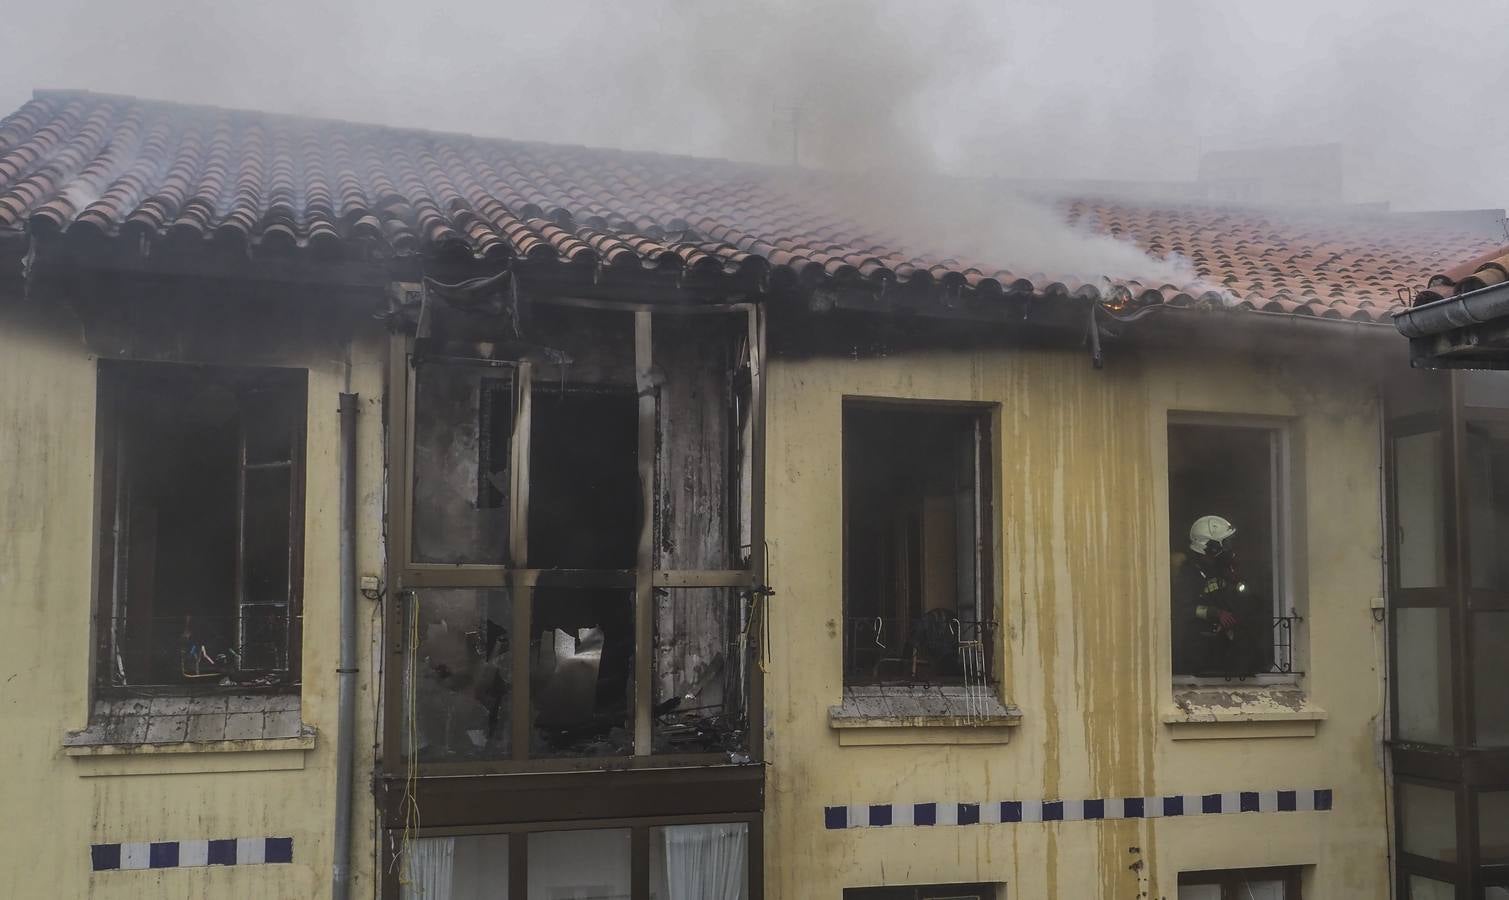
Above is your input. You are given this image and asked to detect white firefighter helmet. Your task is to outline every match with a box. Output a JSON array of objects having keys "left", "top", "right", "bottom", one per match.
[{"left": 1189, "top": 515, "right": 1236, "bottom": 556}]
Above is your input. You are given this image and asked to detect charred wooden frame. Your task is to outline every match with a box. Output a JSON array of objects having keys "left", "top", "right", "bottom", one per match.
[
  {"left": 379, "top": 292, "right": 767, "bottom": 899},
  {"left": 1386, "top": 370, "right": 1509, "bottom": 897}
]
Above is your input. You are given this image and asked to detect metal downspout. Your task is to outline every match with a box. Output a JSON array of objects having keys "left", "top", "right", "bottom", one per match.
[{"left": 333, "top": 393, "right": 359, "bottom": 900}]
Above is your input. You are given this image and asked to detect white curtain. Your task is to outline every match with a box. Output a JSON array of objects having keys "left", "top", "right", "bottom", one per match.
[
  {"left": 660, "top": 824, "right": 747, "bottom": 900},
  {"left": 403, "top": 837, "right": 456, "bottom": 900}
]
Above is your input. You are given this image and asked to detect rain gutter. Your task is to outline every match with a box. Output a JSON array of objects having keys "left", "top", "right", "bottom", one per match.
[{"left": 1392, "top": 280, "right": 1509, "bottom": 339}]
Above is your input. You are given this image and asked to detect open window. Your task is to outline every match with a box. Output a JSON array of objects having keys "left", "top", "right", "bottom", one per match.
[
  {"left": 395, "top": 302, "right": 761, "bottom": 766},
  {"left": 1177, "top": 867, "right": 1302, "bottom": 899},
  {"left": 94, "top": 361, "right": 306, "bottom": 692},
  {"left": 1167, "top": 416, "right": 1296, "bottom": 681},
  {"left": 842, "top": 401, "right": 994, "bottom": 687}
]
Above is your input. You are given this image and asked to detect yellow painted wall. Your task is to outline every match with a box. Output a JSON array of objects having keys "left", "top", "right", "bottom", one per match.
[
  {"left": 0, "top": 297, "right": 389, "bottom": 899},
  {"left": 762, "top": 340, "right": 1391, "bottom": 899},
  {"left": 0, "top": 286, "right": 1397, "bottom": 900}
]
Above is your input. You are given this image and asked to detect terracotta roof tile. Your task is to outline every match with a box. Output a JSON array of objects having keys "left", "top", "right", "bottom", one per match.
[{"left": 0, "top": 90, "right": 1502, "bottom": 323}]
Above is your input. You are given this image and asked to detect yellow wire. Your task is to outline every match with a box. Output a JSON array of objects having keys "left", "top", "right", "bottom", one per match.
[{"left": 395, "top": 593, "right": 422, "bottom": 894}]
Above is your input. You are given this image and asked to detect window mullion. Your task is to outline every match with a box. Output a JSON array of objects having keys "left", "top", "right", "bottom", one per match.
[
  {"left": 510, "top": 362, "right": 533, "bottom": 761},
  {"left": 631, "top": 826, "right": 651, "bottom": 900},
  {"left": 973, "top": 417, "right": 985, "bottom": 625},
  {"left": 634, "top": 310, "right": 655, "bottom": 756},
  {"left": 511, "top": 362, "right": 533, "bottom": 569}
]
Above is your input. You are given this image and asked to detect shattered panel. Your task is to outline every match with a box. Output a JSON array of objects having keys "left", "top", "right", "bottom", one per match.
[
  {"left": 411, "top": 361, "right": 512, "bottom": 565},
  {"left": 652, "top": 587, "right": 753, "bottom": 757},
  {"left": 528, "top": 587, "right": 635, "bottom": 759},
  {"left": 403, "top": 589, "right": 513, "bottom": 762}
]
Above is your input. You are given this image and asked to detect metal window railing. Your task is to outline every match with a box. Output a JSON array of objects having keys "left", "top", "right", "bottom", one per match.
[
  {"left": 96, "top": 613, "right": 298, "bottom": 688},
  {"left": 844, "top": 615, "right": 998, "bottom": 686},
  {"left": 1178, "top": 614, "right": 1303, "bottom": 680}
]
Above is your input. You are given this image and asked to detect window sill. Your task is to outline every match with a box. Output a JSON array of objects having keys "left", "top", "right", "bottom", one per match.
[
  {"left": 829, "top": 685, "right": 1022, "bottom": 746},
  {"left": 64, "top": 694, "right": 314, "bottom": 775},
  {"left": 1163, "top": 686, "right": 1325, "bottom": 740}
]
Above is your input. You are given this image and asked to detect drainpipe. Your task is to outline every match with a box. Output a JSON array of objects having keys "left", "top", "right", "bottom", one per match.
[{"left": 332, "top": 393, "right": 359, "bottom": 900}]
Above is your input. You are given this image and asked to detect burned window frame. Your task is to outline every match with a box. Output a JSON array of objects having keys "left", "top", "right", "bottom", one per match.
[
  {"left": 384, "top": 298, "right": 766, "bottom": 774},
  {"left": 1166, "top": 412, "right": 1302, "bottom": 684},
  {"left": 91, "top": 359, "right": 308, "bottom": 696},
  {"left": 839, "top": 398, "right": 998, "bottom": 689}
]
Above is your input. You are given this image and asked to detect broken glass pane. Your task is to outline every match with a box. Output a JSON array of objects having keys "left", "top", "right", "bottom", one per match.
[
  {"left": 653, "top": 587, "right": 753, "bottom": 757},
  {"left": 412, "top": 360, "right": 512, "bottom": 565},
  {"left": 527, "top": 386, "right": 639, "bottom": 570},
  {"left": 404, "top": 588, "right": 513, "bottom": 762},
  {"left": 529, "top": 587, "right": 635, "bottom": 758}
]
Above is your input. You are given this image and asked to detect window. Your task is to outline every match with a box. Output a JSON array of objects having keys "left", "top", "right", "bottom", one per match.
[
  {"left": 94, "top": 361, "right": 306, "bottom": 692},
  {"left": 529, "top": 829, "right": 632, "bottom": 899},
  {"left": 1167, "top": 418, "right": 1294, "bottom": 680},
  {"left": 397, "top": 303, "right": 760, "bottom": 764},
  {"left": 399, "top": 822, "right": 751, "bottom": 899},
  {"left": 1400, "top": 781, "right": 1458, "bottom": 862},
  {"left": 1387, "top": 370, "right": 1509, "bottom": 897},
  {"left": 842, "top": 402, "right": 994, "bottom": 686},
  {"left": 1177, "top": 867, "right": 1302, "bottom": 899},
  {"left": 1465, "top": 418, "right": 1509, "bottom": 747},
  {"left": 844, "top": 884, "right": 999, "bottom": 900}
]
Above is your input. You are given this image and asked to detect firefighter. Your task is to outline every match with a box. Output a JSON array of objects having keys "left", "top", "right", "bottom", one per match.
[{"left": 1173, "top": 515, "right": 1262, "bottom": 677}]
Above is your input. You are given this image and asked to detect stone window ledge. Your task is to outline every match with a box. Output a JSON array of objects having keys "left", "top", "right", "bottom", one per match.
[
  {"left": 829, "top": 685, "right": 1022, "bottom": 746},
  {"left": 64, "top": 694, "right": 312, "bottom": 754},
  {"left": 1163, "top": 686, "right": 1326, "bottom": 740}
]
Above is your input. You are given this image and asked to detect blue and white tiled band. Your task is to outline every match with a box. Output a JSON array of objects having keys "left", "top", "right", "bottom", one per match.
[
  {"left": 91, "top": 837, "right": 293, "bottom": 871},
  {"left": 825, "top": 789, "right": 1333, "bottom": 830}
]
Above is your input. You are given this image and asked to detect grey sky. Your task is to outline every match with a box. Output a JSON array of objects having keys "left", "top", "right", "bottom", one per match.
[{"left": 2, "top": 0, "right": 1506, "bottom": 211}]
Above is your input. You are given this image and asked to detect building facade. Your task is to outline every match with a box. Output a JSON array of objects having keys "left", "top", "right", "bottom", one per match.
[{"left": 0, "top": 89, "right": 1506, "bottom": 899}]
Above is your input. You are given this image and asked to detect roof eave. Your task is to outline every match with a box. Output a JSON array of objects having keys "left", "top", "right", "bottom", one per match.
[{"left": 1394, "top": 280, "right": 1509, "bottom": 339}]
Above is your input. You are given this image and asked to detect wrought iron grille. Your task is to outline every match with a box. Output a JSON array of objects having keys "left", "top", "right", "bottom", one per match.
[{"left": 844, "top": 615, "right": 998, "bottom": 685}]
